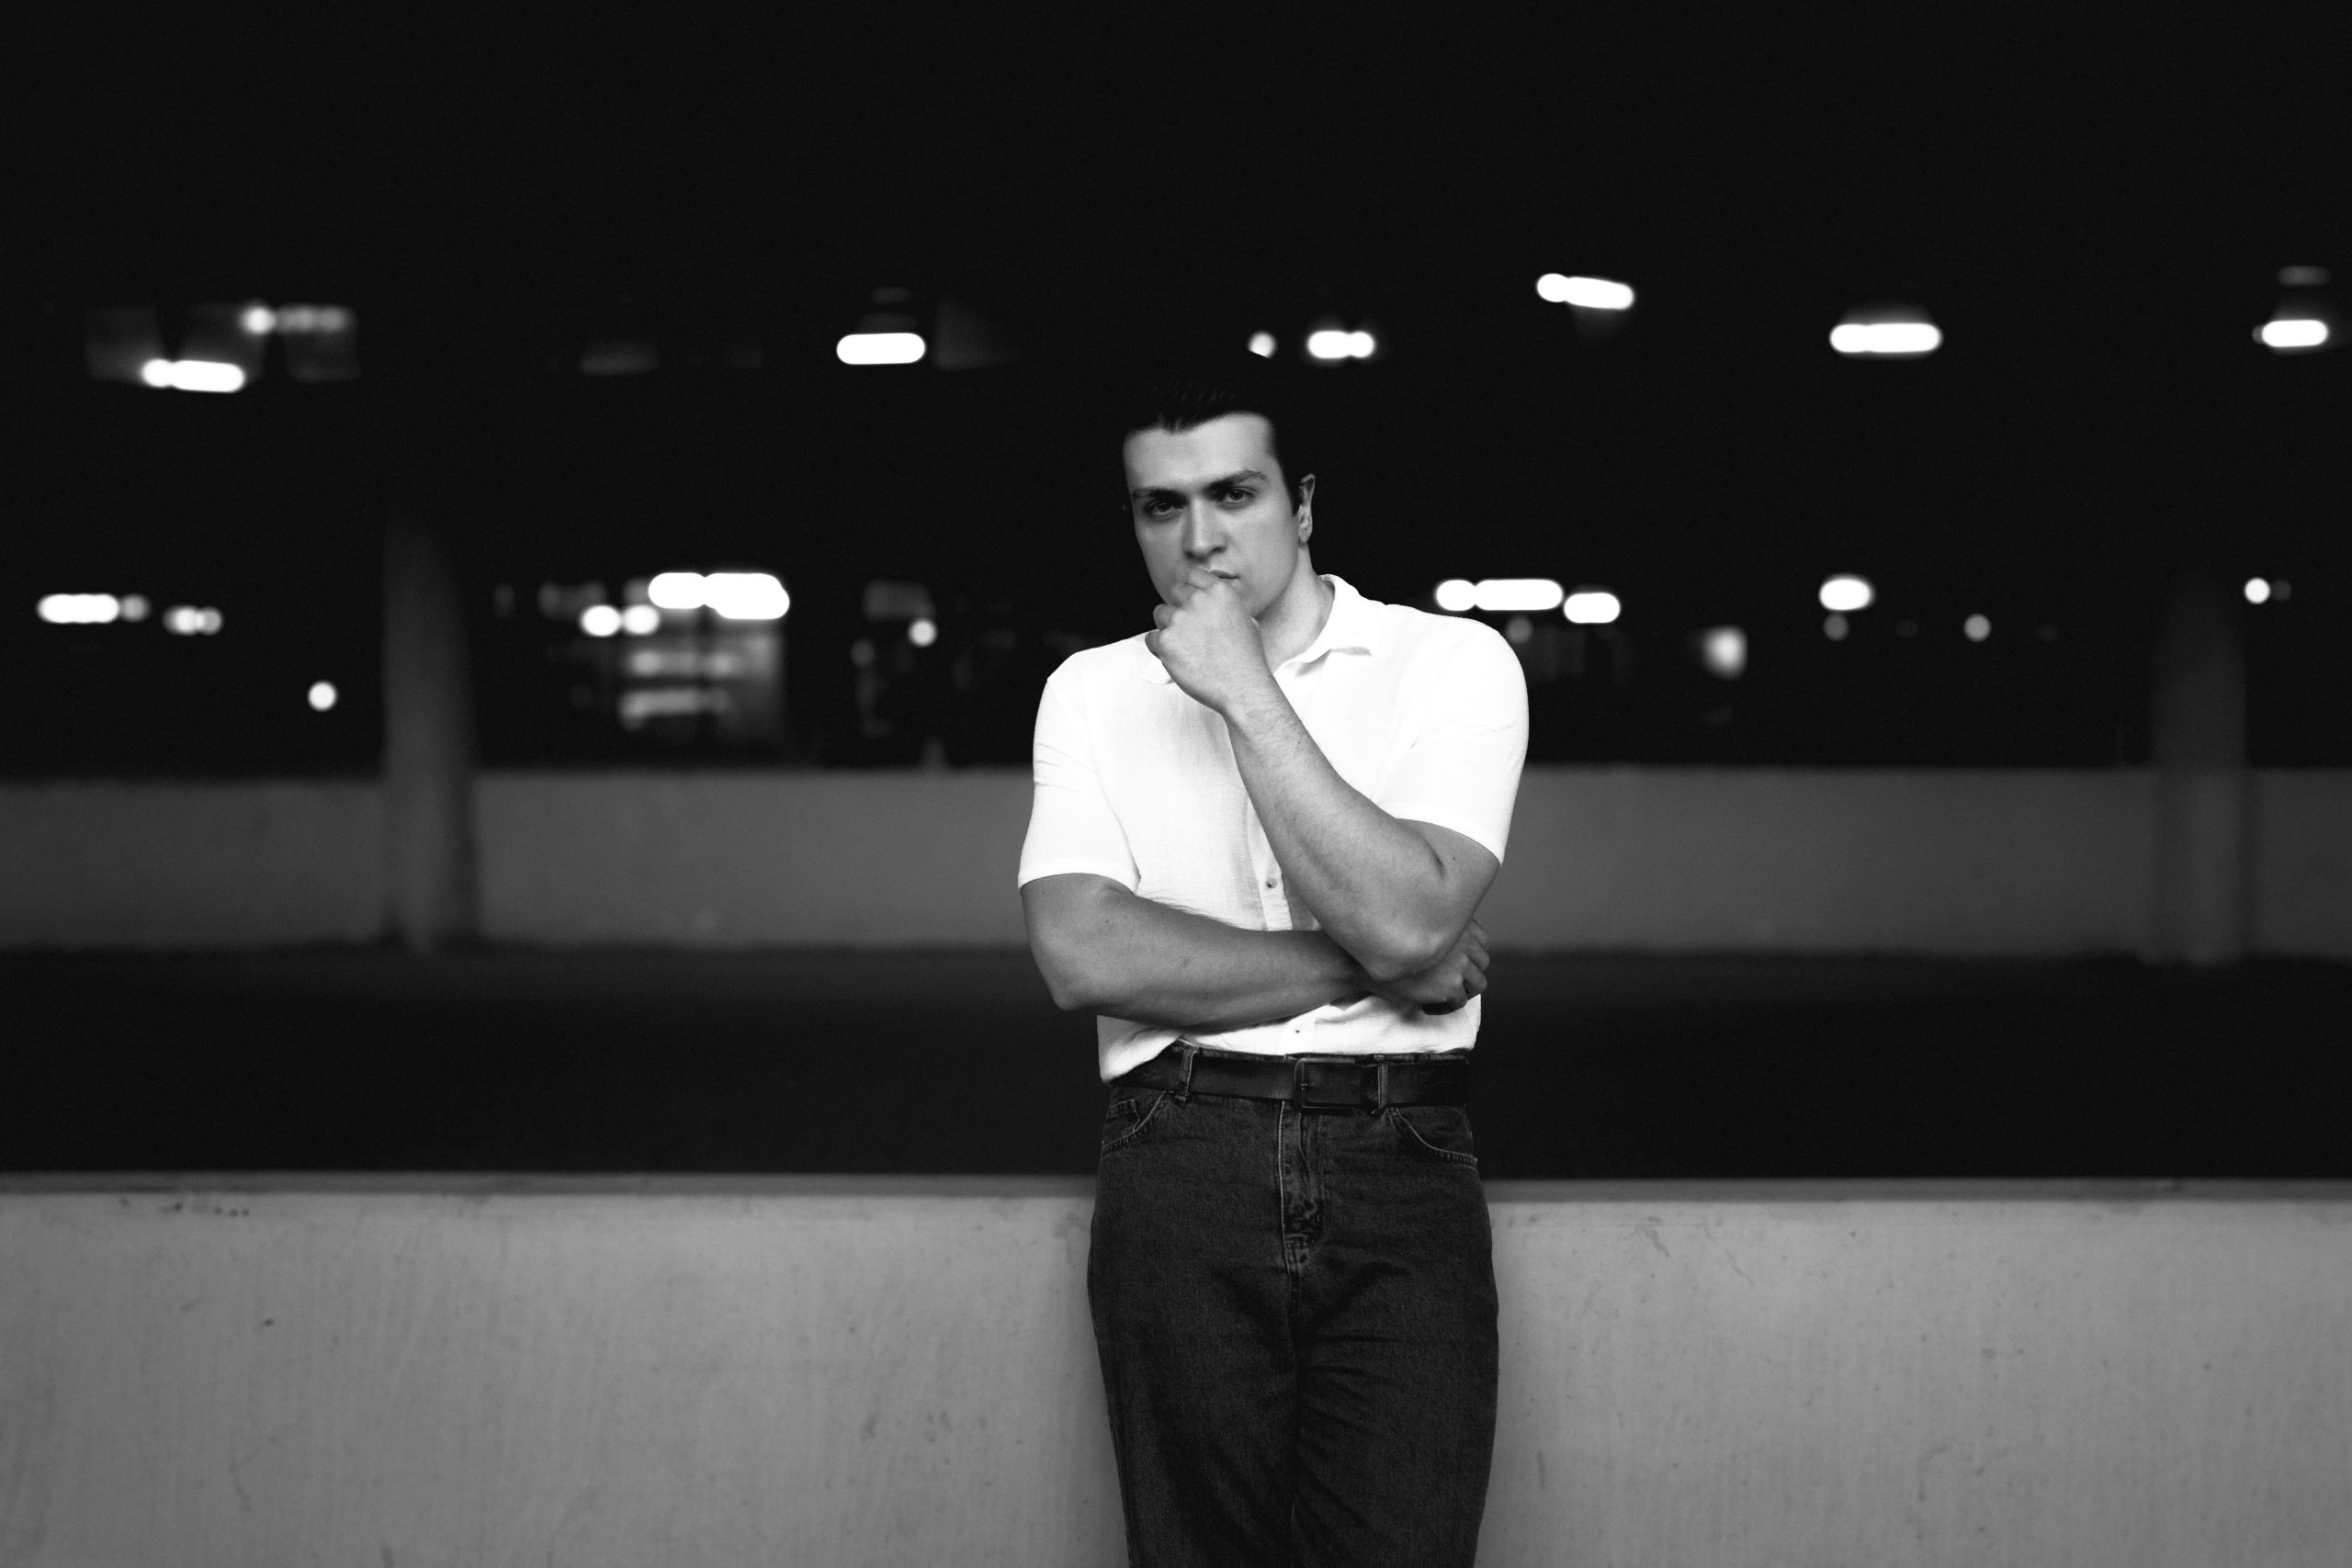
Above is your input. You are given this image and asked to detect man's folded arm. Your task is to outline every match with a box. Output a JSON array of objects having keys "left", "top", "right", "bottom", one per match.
[{"left": 1021, "top": 872, "right": 1369, "bottom": 1031}]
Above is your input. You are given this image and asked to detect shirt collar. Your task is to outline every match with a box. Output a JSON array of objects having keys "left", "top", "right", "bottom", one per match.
[{"left": 1139, "top": 574, "right": 1375, "bottom": 684}]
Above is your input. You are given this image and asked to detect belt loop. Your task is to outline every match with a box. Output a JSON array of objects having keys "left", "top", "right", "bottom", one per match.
[
  {"left": 1174, "top": 1042, "right": 1197, "bottom": 1103},
  {"left": 1374, "top": 1061, "right": 1390, "bottom": 1112}
]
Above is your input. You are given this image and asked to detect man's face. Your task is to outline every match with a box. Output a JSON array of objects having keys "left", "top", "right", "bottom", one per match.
[{"left": 1124, "top": 412, "right": 1315, "bottom": 617}]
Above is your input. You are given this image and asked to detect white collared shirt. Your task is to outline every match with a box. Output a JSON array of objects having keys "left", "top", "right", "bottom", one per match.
[{"left": 1018, "top": 573, "right": 1529, "bottom": 1082}]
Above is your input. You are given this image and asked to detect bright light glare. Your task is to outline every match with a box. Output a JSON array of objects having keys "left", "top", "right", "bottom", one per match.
[
  {"left": 1829, "top": 322, "right": 1941, "bottom": 357},
  {"left": 1248, "top": 332, "right": 1276, "bottom": 357},
  {"left": 1434, "top": 579, "right": 1477, "bottom": 613},
  {"left": 836, "top": 333, "right": 926, "bottom": 366},
  {"left": 307, "top": 681, "right": 337, "bottom": 711},
  {"left": 908, "top": 616, "right": 938, "bottom": 648},
  {"left": 2244, "top": 578, "right": 2271, "bottom": 604},
  {"left": 39, "top": 592, "right": 121, "bottom": 624},
  {"left": 119, "top": 594, "right": 149, "bottom": 621},
  {"left": 1819, "top": 574, "right": 1875, "bottom": 613},
  {"left": 163, "top": 605, "right": 222, "bottom": 636},
  {"left": 138, "top": 358, "right": 247, "bottom": 392},
  {"left": 241, "top": 304, "right": 277, "bottom": 334},
  {"left": 1473, "top": 578, "right": 1565, "bottom": 613},
  {"left": 1700, "top": 626, "right": 1747, "bottom": 679},
  {"left": 2258, "top": 318, "right": 2329, "bottom": 350},
  {"left": 1563, "top": 589, "right": 1622, "bottom": 625},
  {"left": 580, "top": 604, "right": 622, "bottom": 637},
  {"left": 1538, "top": 274, "right": 1634, "bottom": 310},
  {"left": 1306, "top": 329, "right": 1376, "bottom": 360},
  {"left": 1964, "top": 614, "right": 1991, "bottom": 642},
  {"left": 648, "top": 572, "right": 707, "bottom": 610},
  {"left": 1824, "top": 613, "right": 1849, "bottom": 640},
  {"left": 620, "top": 604, "right": 662, "bottom": 636},
  {"left": 705, "top": 572, "right": 789, "bottom": 620}
]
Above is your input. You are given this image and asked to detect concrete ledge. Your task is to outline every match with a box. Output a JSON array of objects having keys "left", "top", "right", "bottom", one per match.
[{"left": 5, "top": 1178, "right": 2348, "bottom": 1566}]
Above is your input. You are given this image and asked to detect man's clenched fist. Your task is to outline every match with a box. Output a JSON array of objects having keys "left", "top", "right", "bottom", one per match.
[{"left": 1144, "top": 569, "right": 1277, "bottom": 714}]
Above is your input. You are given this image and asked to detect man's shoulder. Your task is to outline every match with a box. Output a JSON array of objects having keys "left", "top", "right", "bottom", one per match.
[{"left": 1355, "top": 592, "right": 1514, "bottom": 667}]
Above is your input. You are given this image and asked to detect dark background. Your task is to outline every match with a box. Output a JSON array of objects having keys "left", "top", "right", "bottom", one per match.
[
  {"left": 6, "top": 9, "right": 2347, "bottom": 774},
  {"left": 3, "top": 10, "right": 2347, "bottom": 1178}
]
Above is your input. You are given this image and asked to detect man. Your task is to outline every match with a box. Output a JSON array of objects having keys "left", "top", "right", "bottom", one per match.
[{"left": 1016, "top": 356, "right": 1529, "bottom": 1566}]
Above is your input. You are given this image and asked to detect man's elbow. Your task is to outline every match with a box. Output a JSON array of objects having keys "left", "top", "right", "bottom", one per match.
[
  {"left": 1031, "top": 942, "right": 1098, "bottom": 1012},
  {"left": 1351, "top": 920, "right": 1454, "bottom": 987}
]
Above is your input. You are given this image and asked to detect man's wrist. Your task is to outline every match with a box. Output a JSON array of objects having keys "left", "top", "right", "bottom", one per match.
[{"left": 1215, "top": 672, "right": 1293, "bottom": 735}]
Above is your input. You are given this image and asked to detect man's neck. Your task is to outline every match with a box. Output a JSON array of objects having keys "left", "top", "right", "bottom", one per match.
[{"left": 1257, "top": 561, "right": 1334, "bottom": 669}]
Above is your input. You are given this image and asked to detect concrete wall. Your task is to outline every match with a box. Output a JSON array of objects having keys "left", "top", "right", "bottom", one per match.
[
  {"left": 0, "top": 779, "right": 384, "bottom": 948},
  {"left": 3, "top": 768, "right": 2349, "bottom": 956},
  {"left": 4, "top": 1176, "right": 2348, "bottom": 1567}
]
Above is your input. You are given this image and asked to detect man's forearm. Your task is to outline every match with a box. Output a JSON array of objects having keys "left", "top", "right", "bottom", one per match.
[
  {"left": 1219, "top": 682, "right": 1458, "bottom": 980},
  {"left": 1040, "top": 882, "right": 1370, "bottom": 1031}
]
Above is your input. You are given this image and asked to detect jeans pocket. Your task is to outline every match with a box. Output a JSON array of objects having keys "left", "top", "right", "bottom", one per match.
[
  {"left": 1385, "top": 1103, "right": 1479, "bottom": 1168},
  {"left": 1099, "top": 1089, "right": 1170, "bottom": 1156}
]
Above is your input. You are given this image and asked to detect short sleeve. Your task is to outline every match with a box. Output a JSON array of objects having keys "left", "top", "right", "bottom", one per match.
[
  {"left": 1016, "top": 663, "right": 1140, "bottom": 890},
  {"left": 1377, "top": 625, "right": 1529, "bottom": 863}
]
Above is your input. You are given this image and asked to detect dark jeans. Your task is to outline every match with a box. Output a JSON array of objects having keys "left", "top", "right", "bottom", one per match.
[{"left": 1087, "top": 1055, "right": 1499, "bottom": 1567}]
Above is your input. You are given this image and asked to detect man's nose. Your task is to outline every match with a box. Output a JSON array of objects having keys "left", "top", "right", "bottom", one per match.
[{"left": 1182, "top": 502, "right": 1223, "bottom": 558}]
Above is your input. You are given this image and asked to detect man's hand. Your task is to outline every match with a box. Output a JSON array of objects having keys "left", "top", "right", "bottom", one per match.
[
  {"left": 1145, "top": 570, "right": 1277, "bottom": 715},
  {"left": 1363, "top": 917, "right": 1488, "bottom": 1016}
]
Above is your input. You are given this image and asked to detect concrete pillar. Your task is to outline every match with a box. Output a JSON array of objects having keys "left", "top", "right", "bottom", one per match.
[
  {"left": 2144, "top": 570, "right": 2248, "bottom": 964},
  {"left": 382, "top": 508, "right": 479, "bottom": 951}
]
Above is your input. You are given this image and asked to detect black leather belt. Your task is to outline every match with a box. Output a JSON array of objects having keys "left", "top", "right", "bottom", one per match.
[{"left": 1113, "top": 1042, "right": 1471, "bottom": 1109}]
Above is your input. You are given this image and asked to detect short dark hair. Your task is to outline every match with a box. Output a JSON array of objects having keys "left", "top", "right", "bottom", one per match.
[{"left": 1113, "top": 352, "right": 1321, "bottom": 514}]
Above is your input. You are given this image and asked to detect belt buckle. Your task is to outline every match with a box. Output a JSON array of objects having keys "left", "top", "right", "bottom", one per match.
[{"left": 1292, "top": 1056, "right": 1362, "bottom": 1111}]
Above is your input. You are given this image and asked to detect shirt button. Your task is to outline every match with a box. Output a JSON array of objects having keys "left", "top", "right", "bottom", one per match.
[{"left": 1264, "top": 875, "right": 1278, "bottom": 887}]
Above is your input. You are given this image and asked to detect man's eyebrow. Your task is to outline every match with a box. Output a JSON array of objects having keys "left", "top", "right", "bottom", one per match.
[{"left": 1128, "top": 468, "right": 1269, "bottom": 502}]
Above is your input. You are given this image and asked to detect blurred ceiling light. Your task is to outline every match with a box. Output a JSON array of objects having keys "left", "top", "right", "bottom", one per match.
[
  {"left": 1563, "top": 588, "right": 1623, "bottom": 625},
  {"left": 1433, "top": 579, "right": 1477, "bottom": 613},
  {"left": 119, "top": 594, "right": 149, "bottom": 622},
  {"left": 307, "top": 681, "right": 338, "bottom": 712},
  {"left": 648, "top": 572, "right": 707, "bottom": 610},
  {"left": 1828, "top": 320, "right": 1941, "bottom": 357},
  {"left": 837, "top": 332, "right": 926, "bottom": 365},
  {"left": 38, "top": 592, "right": 121, "bottom": 624},
  {"left": 1823, "top": 613, "right": 1850, "bottom": 640},
  {"left": 580, "top": 604, "right": 622, "bottom": 637},
  {"left": 240, "top": 303, "right": 277, "bottom": 335},
  {"left": 705, "top": 572, "right": 789, "bottom": 620},
  {"left": 139, "top": 359, "right": 246, "bottom": 392},
  {"left": 1698, "top": 626, "right": 1747, "bottom": 679},
  {"left": 1248, "top": 332, "right": 1276, "bottom": 357},
  {"left": 1537, "top": 274, "right": 1634, "bottom": 310},
  {"left": 908, "top": 615, "right": 938, "bottom": 648},
  {"left": 2257, "top": 317, "right": 2330, "bottom": 351},
  {"left": 1306, "top": 329, "right": 1376, "bottom": 361},
  {"left": 163, "top": 605, "right": 223, "bottom": 636},
  {"left": 1473, "top": 578, "right": 1565, "bottom": 613},
  {"left": 620, "top": 604, "right": 662, "bottom": 636},
  {"left": 1963, "top": 614, "right": 1991, "bottom": 642},
  {"left": 1818, "top": 574, "right": 1875, "bottom": 612},
  {"left": 2279, "top": 265, "right": 2331, "bottom": 287}
]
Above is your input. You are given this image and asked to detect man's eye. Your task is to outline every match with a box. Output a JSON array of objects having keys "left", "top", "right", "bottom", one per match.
[
  {"left": 1219, "top": 490, "right": 1253, "bottom": 504},
  {"left": 1143, "top": 501, "right": 1177, "bottom": 517}
]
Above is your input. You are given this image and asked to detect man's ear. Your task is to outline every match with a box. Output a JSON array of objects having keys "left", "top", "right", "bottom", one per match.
[{"left": 1295, "top": 473, "right": 1317, "bottom": 541}]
